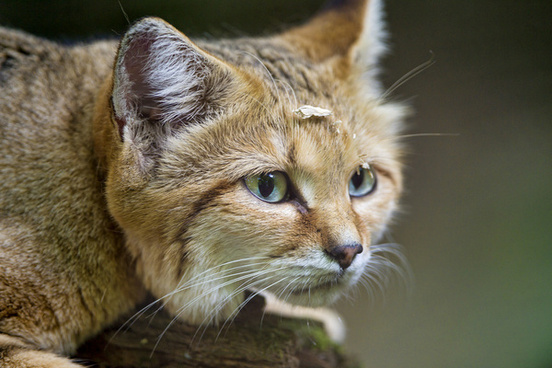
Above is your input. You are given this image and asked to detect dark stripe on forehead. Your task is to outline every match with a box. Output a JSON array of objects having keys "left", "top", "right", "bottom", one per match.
[{"left": 286, "top": 141, "right": 296, "bottom": 165}]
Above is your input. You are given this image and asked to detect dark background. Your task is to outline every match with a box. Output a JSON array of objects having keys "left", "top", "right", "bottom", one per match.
[{"left": 1, "top": 1, "right": 550, "bottom": 367}]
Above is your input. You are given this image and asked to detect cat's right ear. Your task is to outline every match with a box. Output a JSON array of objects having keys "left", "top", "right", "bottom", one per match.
[
  {"left": 111, "top": 17, "right": 235, "bottom": 144},
  {"left": 280, "top": 0, "right": 387, "bottom": 93}
]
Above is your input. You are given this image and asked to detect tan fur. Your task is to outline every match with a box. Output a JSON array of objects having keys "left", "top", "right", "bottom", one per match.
[{"left": 0, "top": 0, "right": 405, "bottom": 366}]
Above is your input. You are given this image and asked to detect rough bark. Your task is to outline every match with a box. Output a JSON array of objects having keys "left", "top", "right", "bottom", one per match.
[{"left": 75, "top": 295, "right": 359, "bottom": 368}]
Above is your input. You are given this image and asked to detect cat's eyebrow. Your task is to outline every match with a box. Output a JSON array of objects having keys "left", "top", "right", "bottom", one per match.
[{"left": 231, "top": 156, "right": 286, "bottom": 178}]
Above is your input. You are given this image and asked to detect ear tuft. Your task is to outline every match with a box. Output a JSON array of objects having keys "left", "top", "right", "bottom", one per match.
[{"left": 112, "top": 18, "right": 232, "bottom": 141}]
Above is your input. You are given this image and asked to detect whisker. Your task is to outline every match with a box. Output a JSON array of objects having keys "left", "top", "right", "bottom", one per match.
[
  {"left": 241, "top": 51, "right": 282, "bottom": 101},
  {"left": 258, "top": 276, "right": 301, "bottom": 326},
  {"left": 109, "top": 297, "right": 164, "bottom": 345},
  {"left": 277, "top": 276, "right": 302, "bottom": 306},
  {"left": 172, "top": 261, "right": 270, "bottom": 296},
  {"left": 381, "top": 51, "right": 435, "bottom": 101},
  {"left": 276, "top": 79, "right": 299, "bottom": 109},
  {"left": 371, "top": 243, "right": 412, "bottom": 284},
  {"left": 396, "top": 132, "right": 459, "bottom": 139},
  {"left": 112, "top": 257, "right": 271, "bottom": 346},
  {"left": 359, "top": 243, "right": 414, "bottom": 304},
  {"left": 192, "top": 268, "right": 288, "bottom": 344},
  {"left": 175, "top": 256, "right": 271, "bottom": 289},
  {"left": 152, "top": 266, "right": 288, "bottom": 353},
  {"left": 149, "top": 261, "right": 271, "bottom": 321}
]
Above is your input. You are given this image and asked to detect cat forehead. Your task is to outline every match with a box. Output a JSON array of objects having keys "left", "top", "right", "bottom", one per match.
[
  {"left": 172, "top": 106, "right": 377, "bottom": 176},
  {"left": 270, "top": 119, "right": 359, "bottom": 179},
  {"left": 161, "top": 38, "right": 400, "bottom": 179},
  {"left": 201, "top": 38, "right": 335, "bottom": 98}
]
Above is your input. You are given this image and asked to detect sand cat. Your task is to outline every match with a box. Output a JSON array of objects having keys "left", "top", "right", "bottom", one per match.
[{"left": 0, "top": 0, "right": 405, "bottom": 366}]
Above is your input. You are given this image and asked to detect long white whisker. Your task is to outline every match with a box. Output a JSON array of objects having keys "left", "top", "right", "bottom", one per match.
[
  {"left": 145, "top": 267, "right": 260, "bottom": 324},
  {"left": 175, "top": 256, "right": 271, "bottom": 290},
  {"left": 396, "top": 132, "right": 459, "bottom": 139},
  {"left": 241, "top": 51, "right": 283, "bottom": 103},
  {"left": 113, "top": 257, "right": 268, "bottom": 350},
  {"left": 192, "top": 268, "right": 288, "bottom": 344},
  {"left": 371, "top": 243, "right": 413, "bottom": 289},
  {"left": 172, "top": 261, "right": 270, "bottom": 296},
  {"left": 276, "top": 79, "right": 299, "bottom": 109},
  {"left": 152, "top": 266, "right": 288, "bottom": 354},
  {"left": 381, "top": 52, "right": 435, "bottom": 101},
  {"left": 141, "top": 259, "right": 272, "bottom": 325},
  {"left": 109, "top": 297, "right": 164, "bottom": 345}
]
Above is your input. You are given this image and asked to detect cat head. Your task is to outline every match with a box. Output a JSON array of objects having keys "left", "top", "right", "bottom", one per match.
[{"left": 94, "top": 0, "right": 406, "bottom": 324}]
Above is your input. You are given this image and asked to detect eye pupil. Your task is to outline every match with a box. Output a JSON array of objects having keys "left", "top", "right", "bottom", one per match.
[
  {"left": 258, "top": 174, "right": 275, "bottom": 198},
  {"left": 352, "top": 170, "right": 364, "bottom": 189}
]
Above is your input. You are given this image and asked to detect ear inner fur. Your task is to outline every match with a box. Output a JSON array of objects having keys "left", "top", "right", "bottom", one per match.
[{"left": 111, "top": 18, "right": 237, "bottom": 145}]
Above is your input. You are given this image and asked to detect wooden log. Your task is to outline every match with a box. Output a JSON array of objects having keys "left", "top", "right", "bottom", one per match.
[{"left": 75, "top": 295, "right": 359, "bottom": 368}]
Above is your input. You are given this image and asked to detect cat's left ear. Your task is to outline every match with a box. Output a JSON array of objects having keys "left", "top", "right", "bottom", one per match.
[
  {"left": 281, "top": 0, "right": 386, "bottom": 82},
  {"left": 111, "top": 17, "right": 236, "bottom": 142}
]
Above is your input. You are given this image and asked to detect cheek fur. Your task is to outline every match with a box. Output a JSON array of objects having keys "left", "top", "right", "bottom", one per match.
[{"left": 351, "top": 174, "right": 400, "bottom": 241}]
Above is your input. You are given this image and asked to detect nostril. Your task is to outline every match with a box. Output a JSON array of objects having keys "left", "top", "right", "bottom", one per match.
[{"left": 327, "top": 243, "right": 363, "bottom": 269}]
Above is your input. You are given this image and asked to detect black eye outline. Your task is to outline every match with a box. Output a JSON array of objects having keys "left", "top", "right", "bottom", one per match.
[
  {"left": 349, "top": 164, "right": 377, "bottom": 197},
  {"left": 244, "top": 171, "right": 289, "bottom": 203}
]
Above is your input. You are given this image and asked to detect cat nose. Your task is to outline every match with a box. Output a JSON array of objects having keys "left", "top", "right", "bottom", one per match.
[{"left": 327, "top": 243, "right": 363, "bottom": 269}]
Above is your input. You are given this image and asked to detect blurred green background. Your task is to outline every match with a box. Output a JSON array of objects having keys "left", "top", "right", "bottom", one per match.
[{"left": 1, "top": 0, "right": 550, "bottom": 367}]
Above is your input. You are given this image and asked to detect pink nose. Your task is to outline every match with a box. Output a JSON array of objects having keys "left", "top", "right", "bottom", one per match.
[{"left": 327, "top": 243, "right": 363, "bottom": 269}]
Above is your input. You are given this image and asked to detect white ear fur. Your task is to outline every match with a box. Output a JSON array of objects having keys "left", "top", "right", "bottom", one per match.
[
  {"left": 112, "top": 18, "right": 231, "bottom": 140},
  {"left": 281, "top": 0, "right": 388, "bottom": 88},
  {"left": 348, "top": 0, "right": 388, "bottom": 95},
  {"left": 352, "top": 0, "right": 387, "bottom": 69}
]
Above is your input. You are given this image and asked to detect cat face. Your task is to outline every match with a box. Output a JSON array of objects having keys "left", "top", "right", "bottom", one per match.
[{"left": 97, "top": 0, "right": 405, "bottom": 324}]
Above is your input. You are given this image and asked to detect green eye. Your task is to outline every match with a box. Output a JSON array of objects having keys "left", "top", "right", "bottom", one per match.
[
  {"left": 349, "top": 165, "right": 377, "bottom": 197},
  {"left": 245, "top": 172, "right": 288, "bottom": 203}
]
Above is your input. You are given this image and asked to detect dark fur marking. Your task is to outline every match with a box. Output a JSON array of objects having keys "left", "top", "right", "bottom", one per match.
[
  {"left": 77, "top": 286, "right": 95, "bottom": 323},
  {"left": 175, "top": 180, "right": 234, "bottom": 247},
  {"left": 298, "top": 69, "right": 315, "bottom": 94},
  {"left": 286, "top": 142, "right": 296, "bottom": 164},
  {"left": 0, "top": 345, "right": 16, "bottom": 359},
  {"left": 174, "top": 181, "right": 234, "bottom": 279},
  {"left": 0, "top": 306, "right": 18, "bottom": 321},
  {"left": 189, "top": 181, "right": 233, "bottom": 222}
]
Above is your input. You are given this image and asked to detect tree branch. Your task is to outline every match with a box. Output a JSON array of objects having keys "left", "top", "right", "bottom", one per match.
[{"left": 75, "top": 295, "right": 359, "bottom": 368}]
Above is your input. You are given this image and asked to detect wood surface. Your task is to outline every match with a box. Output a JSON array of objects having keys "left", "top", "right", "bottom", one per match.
[{"left": 75, "top": 295, "right": 359, "bottom": 368}]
